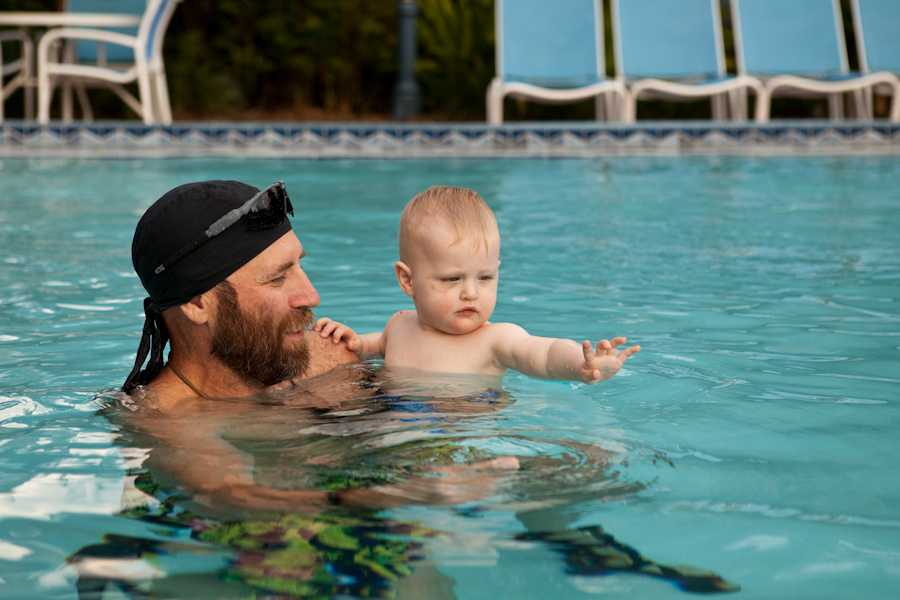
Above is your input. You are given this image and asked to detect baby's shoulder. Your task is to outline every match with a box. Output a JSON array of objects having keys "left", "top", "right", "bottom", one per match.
[{"left": 385, "top": 309, "right": 418, "bottom": 329}]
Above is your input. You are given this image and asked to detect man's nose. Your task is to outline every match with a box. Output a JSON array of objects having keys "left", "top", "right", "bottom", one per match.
[{"left": 289, "top": 266, "right": 320, "bottom": 308}]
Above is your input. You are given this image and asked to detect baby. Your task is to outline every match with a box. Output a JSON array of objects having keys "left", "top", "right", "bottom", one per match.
[{"left": 315, "top": 186, "right": 639, "bottom": 384}]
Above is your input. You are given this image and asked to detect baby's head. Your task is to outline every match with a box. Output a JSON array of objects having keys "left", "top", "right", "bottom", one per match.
[{"left": 396, "top": 186, "right": 500, "bottom": 335}]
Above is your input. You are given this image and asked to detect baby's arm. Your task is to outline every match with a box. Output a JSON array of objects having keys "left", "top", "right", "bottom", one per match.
[
  {"left": 314, "top": 318, "right": 384, "bottom": 359},
  {"left": 491, "top": 324, "right": 640, "bottom": 384}
]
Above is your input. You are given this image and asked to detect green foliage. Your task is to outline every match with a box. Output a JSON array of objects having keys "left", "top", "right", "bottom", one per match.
[
  {"left": 416, "top": 0, "right": 494, "bottom": 119},
  {"left": 163, "top": 0, "right": 399, "bottom": 116}
]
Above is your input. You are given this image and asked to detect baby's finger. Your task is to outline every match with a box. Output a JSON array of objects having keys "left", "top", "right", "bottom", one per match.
[
  {"left": 582, "top": 340, "right": 595, "bottom": 364},
  {"left": 594, "top": 339, "right": 613, "bottom": 356},
  {"left": 313, "top": 317, "right": 331, "bottom": 332},
  {"left": 332, "top": 325, "right": 351, "bottom": 343},
  {"left": 616, "top": 345, "right": 641, "bottom": 361},
  {"left": 610, "top": 336, "right": 627, "bottom": 349},
  {"left": 318, "top": 321, "right": 337, "bottom": 337}
]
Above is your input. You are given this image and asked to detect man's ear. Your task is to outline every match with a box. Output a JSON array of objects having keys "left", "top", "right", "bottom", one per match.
[
  {"left": 178, "top": 291, "right": 215, "bottom": 325},
  {"left": 395, "top": 261, "right": 414, "bottom": 297}
]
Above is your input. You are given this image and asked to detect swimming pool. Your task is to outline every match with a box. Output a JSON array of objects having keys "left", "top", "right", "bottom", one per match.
[{"left": 1, "top": 156, "right": 898, "bottom": 598}]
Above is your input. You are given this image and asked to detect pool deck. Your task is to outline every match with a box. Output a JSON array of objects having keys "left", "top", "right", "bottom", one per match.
[{"left": 2, "top": 120, "right": 899, "bottom": 158}]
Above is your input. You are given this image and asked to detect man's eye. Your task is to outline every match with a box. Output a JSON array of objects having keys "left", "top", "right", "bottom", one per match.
[{"left": 271, "top": 275, "right": 286, "bottom": 283}]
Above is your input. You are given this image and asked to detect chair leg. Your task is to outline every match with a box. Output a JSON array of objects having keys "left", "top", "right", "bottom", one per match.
[
  {"left": 486, "top": 77, "right": 504, "bottom": 125},
  {"left": 153, "top": 70, "right": 172, "bottom": 124},
  {"left": 75, "top": 83, "right": 92, "bottom": 121},
  {"left": 711, "top": 93, "right": 726, "bottom": 120},
  {"left": 61, "top": 41, "right": 76, "bottom": 122},
  {"left": 38, "top": 75, "right": 53, "bottom": 124},
  {"left": 731, "top": 89, "right": 748, "bottom": 121},
  {"left": 754, "top": 86, "right": 770, "bottom": 123},
  {"left": 62, "top": 82, "right": 73, "bottom": 122},
  {"left": 137, "top": 67, "right": 154, "bottom": 125},
  {"left": 595, "top": 95, "right": 604, "bottom": 121},
  {"left": 828, "top": 93, "right": 844, "bottom": 120},
  {"left": 23, "top": 34, "right": 35, "bottom": 120},
  {"left": 606, "top": 91, "right": 619, "bottom": 122},
  {"left": 622, "top": 89, "right": 637, "bottom": 123}
]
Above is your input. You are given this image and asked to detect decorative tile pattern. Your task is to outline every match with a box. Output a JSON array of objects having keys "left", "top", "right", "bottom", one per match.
[{"left": 1, "top": 121, "right": 899, "bottom": 158}]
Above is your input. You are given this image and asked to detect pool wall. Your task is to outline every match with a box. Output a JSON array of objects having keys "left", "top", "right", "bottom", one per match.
[{"left": 2, "top": 120, "right": 899, "bottom": 158}]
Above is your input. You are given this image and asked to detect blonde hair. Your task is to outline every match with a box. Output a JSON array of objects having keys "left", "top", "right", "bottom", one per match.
[{"left": 399, "top": 186, "right": 498, "bottom": 264}]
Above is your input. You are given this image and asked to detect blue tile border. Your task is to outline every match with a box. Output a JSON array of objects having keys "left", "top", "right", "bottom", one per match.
[{"left": 1, "top": 120, "right": 899, "bottom": 158}]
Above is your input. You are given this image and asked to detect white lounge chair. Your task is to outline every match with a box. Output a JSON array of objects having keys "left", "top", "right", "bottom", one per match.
[
  {"left": 486, "top": 0, "right": 627, "bottom": 125},
  {"left": 731, "top": 0, "right": 900, "bottom": 122},
  {"left": 38, "top": 0, "right": 181, "bottom": 125},
  {"left": 849, "top": 0, "right": 900, "bottom": 120},
  {"left": 612, "top": 0, "right": 767, "bottom": 123}
]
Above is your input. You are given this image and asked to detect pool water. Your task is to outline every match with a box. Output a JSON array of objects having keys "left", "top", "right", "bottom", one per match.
[{"left": 1, "top": 156, "right": 898, "bottom": 599}]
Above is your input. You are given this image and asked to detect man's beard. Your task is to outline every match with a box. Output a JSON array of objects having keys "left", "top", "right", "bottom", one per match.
[{"left": 210, "top": 281, "right": 314, "bottom": 388}]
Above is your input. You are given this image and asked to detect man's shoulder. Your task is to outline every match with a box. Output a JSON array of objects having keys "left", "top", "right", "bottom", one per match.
[{"left": 303, "top": 333, "right": 359, "bottom": 378}]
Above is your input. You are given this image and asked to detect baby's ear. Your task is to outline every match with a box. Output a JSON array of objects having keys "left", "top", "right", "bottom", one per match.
[{"left": 394, "top": 261, "right": 414, "bottom": 297}]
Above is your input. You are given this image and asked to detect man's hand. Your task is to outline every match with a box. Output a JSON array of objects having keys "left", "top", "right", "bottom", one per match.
[
  {"left": 314, "top": 317, "right": 362, "bottom": 354},
  {"left": 580, "top": 337, "right": 640, "bottom": 384}
]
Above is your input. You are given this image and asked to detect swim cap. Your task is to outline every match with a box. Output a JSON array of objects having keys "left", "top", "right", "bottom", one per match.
[
  {"left": 124, "top": 180, "right": 293, "bottom": 393},
  {"left": 132, "top": 180, "right": 293, "bottom": 311}
]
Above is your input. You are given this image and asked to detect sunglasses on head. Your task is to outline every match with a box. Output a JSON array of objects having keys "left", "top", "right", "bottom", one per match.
[{"left": 155, "top": 180, "right": 294, "bottom": 275}]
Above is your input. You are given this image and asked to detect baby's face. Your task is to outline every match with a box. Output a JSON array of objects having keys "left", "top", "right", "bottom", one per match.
[{"left": 407, "top": 221, "right": 500, "bottom": 335}]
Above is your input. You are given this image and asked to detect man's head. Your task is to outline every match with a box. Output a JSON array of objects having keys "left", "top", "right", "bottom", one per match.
[
  {"left": 125, "top": 180, "right": 318, "bottom": 392},
  {"left": 395, "top": 186, "right": 501, "bottom": 335}
]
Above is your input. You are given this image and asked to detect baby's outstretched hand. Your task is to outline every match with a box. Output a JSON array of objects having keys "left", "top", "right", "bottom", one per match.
[
  {"left": 580, "top": 337, "right": 640, "bottom": 384},
  {"left": 313, "top": 317, "right": 362, "bottom": 354}
]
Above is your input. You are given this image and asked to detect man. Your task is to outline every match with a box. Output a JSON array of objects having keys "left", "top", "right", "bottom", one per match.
[
  {"left": 121, "top": 178, "right": 515, "bottom": 512},
  {"left": 125, "top": 179, "right": 357, "bottom": 404}
]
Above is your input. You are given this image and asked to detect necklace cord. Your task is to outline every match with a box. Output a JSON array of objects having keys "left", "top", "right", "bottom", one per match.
[{"left": 168, "top": 362, "right": 210, "bottom": 399}]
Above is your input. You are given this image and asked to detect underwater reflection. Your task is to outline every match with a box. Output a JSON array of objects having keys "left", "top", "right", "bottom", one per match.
[{"left": 70, "top": 365, "right": 738, "bottom": 598}]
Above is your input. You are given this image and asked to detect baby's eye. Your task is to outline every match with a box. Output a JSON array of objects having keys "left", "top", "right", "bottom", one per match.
[
  {"left": 443, "top": 277, "right": 460, "bottom": 282},
  {"left": 479, "top": 275, "right": 494, "bottom": 281}
]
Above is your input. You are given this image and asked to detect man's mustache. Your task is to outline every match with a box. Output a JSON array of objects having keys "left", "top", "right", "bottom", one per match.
[{"left": 281, "top": 307, "right": 315, "bottom": 336}]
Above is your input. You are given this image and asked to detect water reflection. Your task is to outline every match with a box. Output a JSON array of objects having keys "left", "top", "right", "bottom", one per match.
[{"left": 70, "top": 365, "right": 738, "bottom": 598}]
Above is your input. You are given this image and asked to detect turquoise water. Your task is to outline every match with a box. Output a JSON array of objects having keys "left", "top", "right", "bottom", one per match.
[{"left": 1, "top": 156, "right": 898, "bottom": 599}]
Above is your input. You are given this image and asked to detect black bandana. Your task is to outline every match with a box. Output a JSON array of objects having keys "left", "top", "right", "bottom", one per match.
[{"left": 123, "top": 180, "right": 293, "bottom": 392}]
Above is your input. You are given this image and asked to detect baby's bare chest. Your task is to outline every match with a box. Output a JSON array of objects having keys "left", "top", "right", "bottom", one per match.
[{"left": 383, "top": 325, "right": 503, "bottom": 375}]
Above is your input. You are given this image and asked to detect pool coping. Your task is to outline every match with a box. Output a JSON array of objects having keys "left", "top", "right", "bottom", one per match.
[{"left": 2, "top": 120, "right": 899, "bottom": 158}]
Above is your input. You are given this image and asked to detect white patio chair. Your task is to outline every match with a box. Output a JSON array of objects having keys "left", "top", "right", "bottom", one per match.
[
  {"left": 731, "top": 0, "right": 900, "bottom": 122},
  {"left": 56, "top": 0, "right": 145, "bottom": 122},
  {"left": 37, "top": 0, "right": 181, "bottom": 125},
  {"left": 1, "top": 28, "right": 33, "bottom": 121},
  {"left": 849, "top": 0, "right": 900, "bottom": 121},
  {"left": 486, "top": 0, "right": 628, "bottom": 125},
  {"left": 611, "top": 0, "right": 767, "bottom": 123}
]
